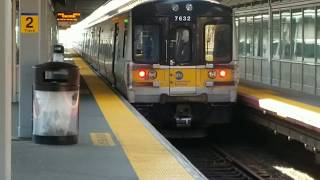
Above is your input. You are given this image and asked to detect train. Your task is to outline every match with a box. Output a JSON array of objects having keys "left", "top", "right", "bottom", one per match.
[{"left": 75, "top": 0, "right": 238, "bottom": 132}]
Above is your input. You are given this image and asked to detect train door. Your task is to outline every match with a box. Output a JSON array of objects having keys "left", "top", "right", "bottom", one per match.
[
  {"left": 167, "top": 26, "right": 196, "bottom": 95},
  {"left": 112, "top": 23, "right": 120, "bottom": 86},
  {"left": 93, "top": 28, "right": 99, "bottom": 69},
  {"left": 97, "top": 27, "right": 102, "bottom": 72}
]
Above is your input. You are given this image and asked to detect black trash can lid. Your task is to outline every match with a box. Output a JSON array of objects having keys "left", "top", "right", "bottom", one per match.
[
  {"left": 53, "top": 44, "right": 64, "bottom": 53},
  {"left": 33, "top": 62, "right": 80, "bottom": 91},
  {"left": 33, "top": 62, "right": 77, "bottom": 69}
]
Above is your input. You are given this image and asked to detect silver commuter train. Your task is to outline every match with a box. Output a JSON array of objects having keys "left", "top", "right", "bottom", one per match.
[{"left": 76, "top": 0, "right": 238, "bottom": 130}]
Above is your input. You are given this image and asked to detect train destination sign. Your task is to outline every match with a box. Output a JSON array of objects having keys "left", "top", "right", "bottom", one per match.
[{"left": 57, "top": 12, "right": 81, "bottom": 22}]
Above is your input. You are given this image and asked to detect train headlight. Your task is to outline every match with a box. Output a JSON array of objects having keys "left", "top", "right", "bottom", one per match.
[
  {"left": 186, "top": 3, "right": 193, "bottom": 11},
  {"left": 172, "top": 4, "right": 179, "bottom": 12},
  {"left": 148, "top": 69, "right": 157, "bottom": 80},
  {"left": 208, "top": 70, "right": 217, "bottom": 79}
]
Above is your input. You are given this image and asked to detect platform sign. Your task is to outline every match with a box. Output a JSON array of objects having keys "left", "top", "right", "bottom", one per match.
[
  {"left": 21, "top": 13, "right": 39, "bottom": 33},
  {"left": 56, "top": 12, "right": 80, "bottom": 22}
]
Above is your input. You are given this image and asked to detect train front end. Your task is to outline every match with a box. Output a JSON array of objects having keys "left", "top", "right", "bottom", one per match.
[{"left": 128, "top": 0, "right": 238, "bottom": 129}]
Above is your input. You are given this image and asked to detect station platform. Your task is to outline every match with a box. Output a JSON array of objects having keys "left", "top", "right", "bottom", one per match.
[
  {"left": 238, "top": 80, "right": 320, "bottom": 131},
  {"left": 12, "top": 57, "right": 204, "bottom": 180},
  {"left": 238, "top": 80, "right": 320, "bottom": 155}
]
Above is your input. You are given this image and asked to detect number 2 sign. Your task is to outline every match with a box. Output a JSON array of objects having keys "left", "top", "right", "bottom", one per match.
[{"left": 21, "top": 13, "right": 39, "bottom": 33}]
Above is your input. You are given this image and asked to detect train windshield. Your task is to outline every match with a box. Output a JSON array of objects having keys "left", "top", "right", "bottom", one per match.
[
  {"left": 175, "top": 28, "right": 191, "bottom": 63},
  {"left": 205, "top": 24, "right": 231, "bottom": 62},
  {"left": 133, "top": 25, "right": 160, "bottom": 63}
]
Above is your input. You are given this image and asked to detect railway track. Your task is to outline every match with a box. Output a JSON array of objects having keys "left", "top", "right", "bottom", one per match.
[{"left": 172, "top": 140, "right": 284, "bottom": 180}]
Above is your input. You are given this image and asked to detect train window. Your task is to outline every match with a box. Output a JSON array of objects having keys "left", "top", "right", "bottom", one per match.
[
  {"left": 246, "top": 16, "right": 254, "bottom": 57},
  {"left": 292, "top": 9, "right": 303, "bottom": 61},
  {"left": 281, "top": 11, "right": 291, "bottom": 60},
  {"left": 205, "top": 24, "right": 231, "bottom": 62},
  {"left": 303, "top": 8, "right": 316, "bottom": 63},
  {"left": 239, "top": 17, "right": 246, "bottom": 56},
  {"left": 133, "top": 25, "right": 160, "bottom": 63},
  {"left": 174, "top": 28, "right": 191, "bottom": 63},
  {"left": 272, "top": 12, "right": 280, "bottom": 60}
]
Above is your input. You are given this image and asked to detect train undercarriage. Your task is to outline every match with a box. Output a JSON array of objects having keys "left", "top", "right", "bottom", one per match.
[{"left": 135, "top": 102, "right": 234, "bottom": 137}]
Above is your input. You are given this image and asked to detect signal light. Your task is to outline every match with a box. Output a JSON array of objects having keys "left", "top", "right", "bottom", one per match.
[
  {"left": 138, "top": 70, "right": 147, "bottom": 78},
  {"left": 219, "top": 70, "right": 227, "bottom": 78}
]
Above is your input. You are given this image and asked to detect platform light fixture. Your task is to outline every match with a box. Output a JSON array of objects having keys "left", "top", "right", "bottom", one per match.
[{"left": 304, "top": 9, "right": 315, "bottom": 16}]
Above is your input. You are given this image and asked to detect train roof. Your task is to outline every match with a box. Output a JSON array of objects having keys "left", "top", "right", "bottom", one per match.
[
  {"left": 74, "top": 0, "right": 231, "bottom": 29},
  {"left": 132, "top": 0, "right": 232, "bottom": 18}
]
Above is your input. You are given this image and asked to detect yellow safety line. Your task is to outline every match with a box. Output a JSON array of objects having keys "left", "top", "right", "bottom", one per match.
[
  {"left": 74, "top": 58, "right": 193, "bottom": 180},
  {"left": 238, "top": 85, "right": 320, "bottom": 113}
]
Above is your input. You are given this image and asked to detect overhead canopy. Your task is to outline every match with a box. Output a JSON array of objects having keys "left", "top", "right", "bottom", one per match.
[
  {"left": 219, "top": 0, "right": 268, "bottom": 7},
  {"left": 53, "top": 0, "right": 268, "bottom": 21},
  {"left": 53, "top": 0, "right": 268, "bottom": 28},
  {"left": 53, "top": 0, "right": 107, "bottom": 21}
]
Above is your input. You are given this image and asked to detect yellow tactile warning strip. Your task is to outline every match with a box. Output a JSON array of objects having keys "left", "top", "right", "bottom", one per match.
[
  {"left": 90, "top": 133, "right": 115, "bottom": 147},
  {"left": 74, "top": 58, "right": 194, "bottom": 180},
  {"left": 238, "top": 85, "right": 320, "bottom": 129}
]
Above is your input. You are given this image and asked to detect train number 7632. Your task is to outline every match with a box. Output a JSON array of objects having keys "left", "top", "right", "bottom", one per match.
[{"left": 174, "top": 16, "right": 191, "bottom": 22}]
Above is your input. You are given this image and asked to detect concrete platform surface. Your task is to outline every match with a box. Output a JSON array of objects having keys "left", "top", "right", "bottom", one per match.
[
  {"left": 12, "top": 57, "right": 205, "bottom": 180},
  {"left": 12, "top": 79, "right": 138, "bottom": 180}
]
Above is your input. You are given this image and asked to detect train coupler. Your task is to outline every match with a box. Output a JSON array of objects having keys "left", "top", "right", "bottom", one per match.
[{"left": 175, "top": 104, "right": 192, "bottom": 128}]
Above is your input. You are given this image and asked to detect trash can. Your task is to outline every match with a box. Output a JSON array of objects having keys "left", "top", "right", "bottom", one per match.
[
  {"left": 53, "top": 44, "right": 64, "bottom": 62},
  {"left": 33, "top": 62, "right": 80, "bottom": 145}
]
